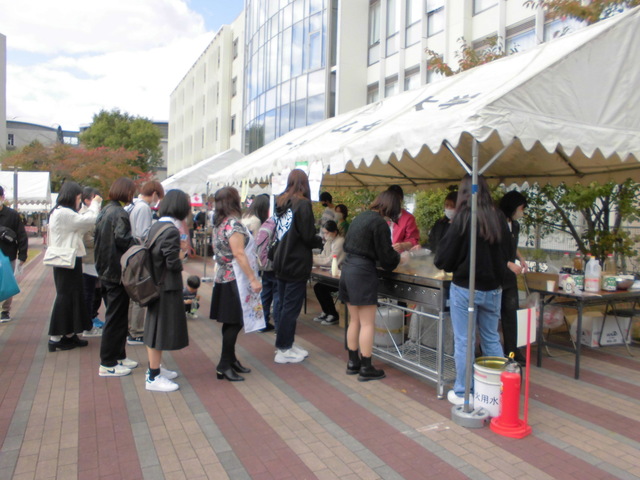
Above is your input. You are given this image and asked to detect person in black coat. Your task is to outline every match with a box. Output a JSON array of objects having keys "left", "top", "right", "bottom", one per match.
[
  {"left": 339, "top": 190, "right": 407, "bottom": 381},
  {"left": 94, "top": 178, "right": 137, "bottom": 377},
  {"left": 0, "top": 185, "right": 28, "bottom": 322},
  {"left": 272, "top": 170, "right": 322, "bottom": 364},
  {"left": 434, "top": 175, "right": 510, "bottom": 406},
  {"left": 426, "top": 191, "right": 457, "bottom": 254},
  {"left": 143, "top": 189, "right": 191, "bottom": 392},
  {"left": 498, "top": 190, "right": 528, "bottom": 364}
]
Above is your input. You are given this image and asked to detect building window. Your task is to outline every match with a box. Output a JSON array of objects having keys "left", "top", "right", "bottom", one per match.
[
  {"left": 232, "top": 77, "right": 238, "bottom": 97},
  {"left": 544, "top": 17, "right": 585, "bottom": 41},
  {"left": 474, "top": 0, "right": 498, "bottom": 15},
  {"left": 386, "top": 0, "right": 398, "bottom": 56},
  {"left": 7, "top": 134, "right": 14, "bottom": 147},
  {"left": 427, "top": 0, "right": 444, "bottom": 37},
  {"left": 217, "top": 46, "right": 221, "bottom": 67},
  {"left": 215, "top": 119, "right": 218, "bottom": 141},
  {"left": 216, "top": 83, "right": 220, "bottom": 104},
  {"left": 231, "top": 115, "right": 236, "bottom": 135},
  {"left": 404, "top": 67, "right": 420, "bottom": 91},
  {"left": 233, "top": 38, "right": 239, "bottom": 59},
  {"left": 367, "top": 83, "right": 380, "bottom": 104},
  {"left": 385, "top": 76, "right": 398, "bottom": 97},
  {"left": 405, "top": 0, "right": 422, "bottom": 47},
  {"left": 368, "top": 1, "right": 381, "bottom": 65},
  {"left": 506, "top": 29, "right": 536, "bottom": 53}
]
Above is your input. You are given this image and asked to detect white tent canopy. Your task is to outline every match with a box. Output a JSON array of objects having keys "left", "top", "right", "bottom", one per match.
[
  {"left": 209, "top": 7, "right": 640, "bottom": 190},
  {"left": 162, "top": 149, "right": 244, "bottom": 195},
  {"left": 0, "top": 171, "right": 52, "bottom": 211}
]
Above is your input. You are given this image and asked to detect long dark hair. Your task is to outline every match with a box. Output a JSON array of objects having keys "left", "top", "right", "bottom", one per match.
[
  {"left": 276, "top": 169, "right": 311, "bottom": 208},
  {"left": 245, "top": 193, "right": 270, "bottom": 224},
  {"left": 53, "top": 181, "right": 83, "bottom": 213},
  {"left": 452, "top": 175, "right": 502, "bottom": 244},
  {"left": 213, "top": 187, "right": 242, "bottom": 227},
  {"left": 370, "top": 190, "right": 402, "bottom": 223}
]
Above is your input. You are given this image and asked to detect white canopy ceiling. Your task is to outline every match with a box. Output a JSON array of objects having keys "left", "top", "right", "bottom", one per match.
[
  {"left": 162, "top": 149, "right": 244, "bottom": 195},
  {"left": 0, "top": 171, "right": 52, "bottom": 209},
  {"left": 210, "top": 7, "right": 640, "bottom": 190}
]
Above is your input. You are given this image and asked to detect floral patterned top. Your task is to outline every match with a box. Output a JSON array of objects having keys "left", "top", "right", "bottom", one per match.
[{"left": 213, "top": 217, "right": 249, "bottom": 283}]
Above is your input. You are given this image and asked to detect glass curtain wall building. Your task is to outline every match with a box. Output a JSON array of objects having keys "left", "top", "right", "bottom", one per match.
[{"left": 244, "top": 0, "right": 334, "bottom": 153}]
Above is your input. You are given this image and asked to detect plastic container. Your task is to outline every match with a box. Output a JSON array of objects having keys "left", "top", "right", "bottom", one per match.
[
  {"left": 473, "top": 356, "right": 508, "bottom": 417},
  {"left": 331, "top": 255, "right": 339, "bottom": 277},
  {"left": 584, "top": 255, "right": 601, "bottom": 293},
  {"left": 602, "top": 253, "right": 617, "bottom": 291},
  {"left": 559, "top": 253, "right": 572, "bottom": 289}
]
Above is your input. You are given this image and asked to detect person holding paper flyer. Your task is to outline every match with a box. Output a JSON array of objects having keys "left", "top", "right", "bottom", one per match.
[{"left": 210, "top": 187, "right": 263, "bottom": 382}]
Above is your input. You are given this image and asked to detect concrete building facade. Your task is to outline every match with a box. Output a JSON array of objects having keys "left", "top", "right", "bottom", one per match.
[
  {"left": 168, "top": 13, "right": 245, "bottom": 176},
  {"left": 169, "top": 0, "right": 586, "bottom": 174}
]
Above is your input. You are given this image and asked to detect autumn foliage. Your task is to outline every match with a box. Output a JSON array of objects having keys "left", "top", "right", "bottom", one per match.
[{"left": 3, "top": 141, "right": 147, "bottom": 195}]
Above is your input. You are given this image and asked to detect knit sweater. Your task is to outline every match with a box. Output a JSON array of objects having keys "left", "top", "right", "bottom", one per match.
[{"left": 344, "top": 210, "right": 400, "bottom": 272}]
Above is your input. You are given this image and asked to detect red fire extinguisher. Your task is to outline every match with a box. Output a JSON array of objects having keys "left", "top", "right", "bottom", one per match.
[{"left": 490, "top": 356, "right": 531, "bottom": 438}]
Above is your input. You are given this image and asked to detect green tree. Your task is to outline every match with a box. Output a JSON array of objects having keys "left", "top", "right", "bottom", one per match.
[
  {"left": 79, "top": 109, "right": 162, "bottom": 172},
  {"left": 512, "top": 181, "right": 640, "bottom": 267}
]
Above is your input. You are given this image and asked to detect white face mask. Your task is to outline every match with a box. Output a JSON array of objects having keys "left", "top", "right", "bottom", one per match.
[
  {"left": 513, "top": 206, "right": 525, "bottom": 221},
  {"left": 444, "top": 208, "right": 455, "bottom": 220},
  {"left": 335, "top": 212, "right": 343, "bottom": 221}
]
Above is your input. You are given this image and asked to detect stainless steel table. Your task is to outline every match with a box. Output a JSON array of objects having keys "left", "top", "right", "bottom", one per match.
[
  {"left": 310, "top": 257, "right": 455, "bottom": 398},
  {"left": 527, "top": 273, "right": 639, "bottom": 379}
]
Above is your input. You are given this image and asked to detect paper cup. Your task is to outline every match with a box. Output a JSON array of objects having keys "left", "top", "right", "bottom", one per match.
[{"left": 546, "top": 280, "right": 556, "bottom": 291}]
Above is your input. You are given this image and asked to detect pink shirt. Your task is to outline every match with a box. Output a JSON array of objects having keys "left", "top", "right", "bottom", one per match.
[{"left": 391, "top": 209, "right": 420, "bottom": 246}]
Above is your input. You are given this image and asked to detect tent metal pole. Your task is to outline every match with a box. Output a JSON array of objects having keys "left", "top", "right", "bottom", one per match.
[
  {"left": 452, "top": 138, "right": 488, "bottom": 428},
  {"left": 478, "top": 143, "right": 510, "bottom": 176},
  {"left": 444, "top": 140, "right": 472, "bottom": 174}
]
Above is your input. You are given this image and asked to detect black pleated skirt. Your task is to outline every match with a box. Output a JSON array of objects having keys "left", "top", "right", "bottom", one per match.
[
  {"left": 144, "top": 290, "right": 189, "bottom": 350},
  {"left": 48, "top": 257, "right": 92, "bottom": 335},
  {"left": 210, "top": 280, "right": 244, "bottom": 325}
]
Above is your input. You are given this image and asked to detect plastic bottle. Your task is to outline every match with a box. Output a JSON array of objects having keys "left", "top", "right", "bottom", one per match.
[
  {"left": 572, "top": 252, "right": 583, "bottom": 273},
  {"left": 584, "top": 254, "right": 601, "bottom": 293},
  {"left": 331, "top": 254, "right": 339, "bottom": 277},
  {"left": 602, "top": 253, "right": 617, "bottom": 291},
  {"left": 559, "top": 252, "right": 571, "bottom": 289}
]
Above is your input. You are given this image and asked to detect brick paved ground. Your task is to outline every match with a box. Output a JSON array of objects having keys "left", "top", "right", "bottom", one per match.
[{"left": 1, "top": 238, "right": 640, "bottom": 479}]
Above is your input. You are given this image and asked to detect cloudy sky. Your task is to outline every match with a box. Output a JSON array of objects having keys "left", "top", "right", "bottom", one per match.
[{"left": 0, "top": 0, "right": 244, "bottom": 131}]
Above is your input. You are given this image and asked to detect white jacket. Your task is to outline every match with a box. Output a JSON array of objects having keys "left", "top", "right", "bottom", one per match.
[
  {"left": 313, "top": 235, "right": 345, "bottom": 268},
  {"left": 48, "top": 199, "right": 101, "bottom": 258}
]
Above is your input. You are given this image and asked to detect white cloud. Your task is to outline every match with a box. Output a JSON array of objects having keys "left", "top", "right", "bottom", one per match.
[{"left": 1, "top": 0, "right": 216, "bottom": 130}]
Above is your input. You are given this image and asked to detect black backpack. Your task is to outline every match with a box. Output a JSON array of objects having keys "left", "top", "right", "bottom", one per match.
[{"left": 120, "top": 223, "right": 172, "bottom": 306}]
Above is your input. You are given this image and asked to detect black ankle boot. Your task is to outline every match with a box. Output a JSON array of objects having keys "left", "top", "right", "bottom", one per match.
[
  {"left": 346, "top": 349, "right": 361, "bottom": 375},
  {"left": 231, "top": 360, "right": 251, "bottom": 374},
  {"left": 358, "top": 355, "right": 385, "bottom": 382},
  {"left": 216, "top": 368, "right": 244, "bottom": 381}
]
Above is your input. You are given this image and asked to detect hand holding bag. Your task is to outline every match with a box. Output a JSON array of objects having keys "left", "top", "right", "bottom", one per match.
[
  {"left": 0, "top": 250, "right": 20, "bottom": 302},
  {"left": 43, "top": 246, "right": 76, "bottom": 269}
]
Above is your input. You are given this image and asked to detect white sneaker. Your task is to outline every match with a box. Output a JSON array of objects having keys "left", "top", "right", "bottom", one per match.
[
  {"left": 99, "top": 364, "right": 132, "bottom": 377},
  {"left": 274, "top": 348, "right": 305, "bottom": 364},
  {"left": 320, "top": 315, "right": 338, "bottom": 326},
  {"left": 291, "top": 344, "right": 309, "bottom": 358},
  {"left": 118, "top": 358, "right": 138, "bottom": 369},
  {"left": 447, "top": 389, "right": 473, "bottom": 407},
  {"left": 83, "top": 326, "right": 103, "bottom": 337},
  {"left": 160, "top": 366, "right": 178, "bottom": 380},
  {"left": 146, "top": 374, "right": 179, "bottom": 392}
]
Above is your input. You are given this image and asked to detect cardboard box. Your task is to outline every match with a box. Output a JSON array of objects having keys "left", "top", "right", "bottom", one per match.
[{"left": 568, "top": 314, "right": 631, "bottom": 347}]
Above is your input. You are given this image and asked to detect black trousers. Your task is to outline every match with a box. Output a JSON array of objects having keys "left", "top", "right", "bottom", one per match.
[
  {"left": 100, "top": 280, "right": 130, "bottom": 367},
  {"left": 217, "top": 323, "right": 242, "bottom": 371},
  {"left": 313, "top": 283, "right": 339, "bottom": 317},
  {"left": 500, "top": 284, "right": 520, "bottom": 358}
]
